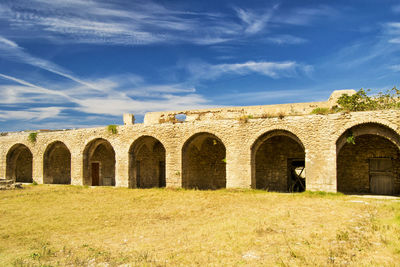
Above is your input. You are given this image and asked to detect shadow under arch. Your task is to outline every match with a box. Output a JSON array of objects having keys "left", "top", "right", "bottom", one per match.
[
  {"left": 182, "top": 132, "right": 226, "bottom": 190},
  {"left": 6, "top": 143, "right": 33, "bottom": 183},
  {"left": 128, "top": 136, "right": 166, "bottom": 188},
  {"left": 43, "top": 141, "right": 71, "bottom": 184},
  {"left": 83, "top": 138, "right": 115, "bottom": 186},
  {"left": 336, "top": 122, "right": 400, "bottom": 195},
  {"left": 251, "top": 129, "right": 305, "bottom": 192}
]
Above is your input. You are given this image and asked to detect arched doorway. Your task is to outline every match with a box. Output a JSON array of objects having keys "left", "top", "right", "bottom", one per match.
[
  {"left": 251, "top": 130, "right": 305, "bottom": 192},
  {"left": 43, "top": 141, "right": 71, "bottom": 184},
  {"left": 129, "top": 136, "right": 166, "bottom": 188},
  {"left": 83, "top": 138, "right": 115, "bottom": 186},
  {"left": 337, "top": 123, "right": 400, "bottom": 195},
  {"left": 182, "top": 132, "right": 226, "bottom": 189},
  {"left": 6, "top": 144, "right": 33, "bottom": 183}
]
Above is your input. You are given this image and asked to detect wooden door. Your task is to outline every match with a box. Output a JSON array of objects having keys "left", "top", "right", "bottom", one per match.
[
  {"left": 369, "top": 158, "right": 394, "bottom": 195},
  {"left": 91, "top": 162, "right": 100, "bottom": 186}
]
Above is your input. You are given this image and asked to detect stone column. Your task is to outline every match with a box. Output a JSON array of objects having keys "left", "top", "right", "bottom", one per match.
[
  {"left": 305, "top": 144, "right": 337, "bottom": 192},
  {"left": 115, "top": 150, "right": 129, "bottom": 187},
  {"left": 70, "top": 149, "right": 83, "bottom": 185}
]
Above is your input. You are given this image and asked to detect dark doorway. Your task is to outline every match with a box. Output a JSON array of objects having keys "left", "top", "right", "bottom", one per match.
[
  {"left": 159, "top": 161, "right": 166, "bottom": 187},
  {"left": 91, "top": 162, "right": 100, "bottom": 186},
  {"left": 287, "top": 159, "right": 305, "bottom": 192}
]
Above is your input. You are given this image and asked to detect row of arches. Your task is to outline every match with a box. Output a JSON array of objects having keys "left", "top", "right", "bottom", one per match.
[{"left": 4, "top": 123, "right": 400, "bottom": 195}]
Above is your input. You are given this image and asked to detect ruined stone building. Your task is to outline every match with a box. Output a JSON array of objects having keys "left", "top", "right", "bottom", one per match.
[{"left": 1, "top": 90, "right": 399, "bottom": 196}]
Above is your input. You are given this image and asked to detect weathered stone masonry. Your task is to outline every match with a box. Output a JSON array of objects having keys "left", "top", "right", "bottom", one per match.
[{"left": 1, "top": 90, "right": 400, "bottom": 195}]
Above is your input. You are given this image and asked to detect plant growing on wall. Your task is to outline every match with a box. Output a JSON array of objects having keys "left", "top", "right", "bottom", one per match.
[
  {"left": 28, "top": 132, "right": 37, "bottom": 143},
  {"left": 346, "top": 131, "right": 355, "bottom": 144},
  {"left": 107, "top": 125, "right": 118, "bottom": 134}
]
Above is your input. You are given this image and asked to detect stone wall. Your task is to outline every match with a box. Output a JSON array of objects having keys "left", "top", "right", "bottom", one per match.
[{"left": 0, "top": 91, "right": 400, "bottom": 195}]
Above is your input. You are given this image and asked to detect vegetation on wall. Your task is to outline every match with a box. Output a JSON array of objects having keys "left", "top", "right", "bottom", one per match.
[
  {"left": 310, "top": 87, "right": 400, "bottom": 115},
  {"left": 28, "top": 132, "right": 38, "bottom": 143},
  {"left": 107, "top": 125, "right": 118, "bottom": 134}
]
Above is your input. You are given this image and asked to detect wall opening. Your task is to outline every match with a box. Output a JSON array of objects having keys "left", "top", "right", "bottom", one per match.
[
  {"left": 251, "top": 130, "right": 305, "bottom": 192},
  {"left": 83, "top": 138, "right": 115, "bottom": 186},
  {"left": 43, "top": 141, "right": 71, "bottom": 184},
  {"left": 6, "top": 144, "right": 33, "bottom": 183},
  {"left": 182, "top": 132, "right": 226, "bottom": 190},
  {"left": 337, "top": 123, "right": 400, "bottom": 195},
  {"left": 129, "top": 136, "right": 166, "bottom": 188}
]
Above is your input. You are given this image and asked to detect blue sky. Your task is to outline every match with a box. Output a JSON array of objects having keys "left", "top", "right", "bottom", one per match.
[{"left": 0, "top": 0, "right": 400, "bottom": 131}]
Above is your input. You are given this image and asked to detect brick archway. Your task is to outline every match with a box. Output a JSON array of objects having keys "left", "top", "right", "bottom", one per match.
[
  {"left": 129, "top": 136, "right": 166, "bottom": 188},
  {"left": 83, "top": 138, "right": 115, "bottom": 186},
  {"left": 182, "top": 132, "right": 226, "bottom": 190},
  {"left": 6, "top": 144, "right": 33, "bottom": 183},
  {"left": 251, "top": 130, "right": 305, "bottom": 192},
  {"left": 336, "top": 123, "right": 400, "bottom": 195}
]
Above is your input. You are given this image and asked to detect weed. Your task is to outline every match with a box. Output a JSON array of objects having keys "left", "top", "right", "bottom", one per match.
[
  {"left": 278, "top": 112, "right": 285, "bottom": 119},
  {"left": 107, "top": 125, "right": 118, "bottom": 134},
  {"left": 28, "top": 132, "right": 37, "bottom": 143},
  {"left": 346, "top": 131, "right": 356, "bottom": 144},
  {"left": 310, "top": 107, "right": 332, "bottom": 115},
  {"left": 238, "top": 115, "right": 253, "bottom": 123}
]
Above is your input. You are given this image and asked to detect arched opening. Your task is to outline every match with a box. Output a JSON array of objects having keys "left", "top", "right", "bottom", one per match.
[
  {"left": 182, "top": 132, "right": 226, "bottom": 190},
  {"left": 337, "top": 123, "right": 400, "bottom": 195},
  {"left": 251, "top": 130, "right": 305, "bottom": 192},
  {"left": 43, "top": 141, "right": 71, "bottom": 184},
  {"left": 83, "top": 138, "right": 115, "bottom": 186},
  {"left": 129, "top": 136, "right": 166, "bottom": 188},
  {"left": 6, "top": 144, "right": 33, "bottom": 183}
]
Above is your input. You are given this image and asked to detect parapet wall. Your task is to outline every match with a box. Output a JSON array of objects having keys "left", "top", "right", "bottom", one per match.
[{"left": 143, "top": 89, "right": 356, "bottom": 124}]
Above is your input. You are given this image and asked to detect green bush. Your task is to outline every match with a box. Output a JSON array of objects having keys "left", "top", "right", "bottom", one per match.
[
  {"left": 28, "top": 132, "right": 37, "bottom": 143},
  {"left": 310, "top": 107, "right": 331, "bottom": 115},
  {"left": 336, "top": 87, "right": 400, "bottom": 112},
  {"left": 107, "top": 125, "right": 118, "bottom": 134}
]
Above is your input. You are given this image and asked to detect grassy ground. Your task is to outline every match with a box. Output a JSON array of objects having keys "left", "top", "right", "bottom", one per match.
[{"left": 0, "top": 185, "right": 399, "bottom": 266}]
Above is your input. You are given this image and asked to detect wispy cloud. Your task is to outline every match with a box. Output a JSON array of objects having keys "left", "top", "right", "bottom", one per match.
[
  {"left": 0, "top": 1, "right": 324, "bottom": 46},
  {"left": 264, "top": 34, "right": 307, "bottom": 45},
  {"left": 185, "top": 60, "right": 313, "bottom": 81},
  {"left": 0, "top": 72, "right": 213, "bottom": 126},
  {"left": 392, "top": 5, "right": 400, "bottom": 13},
  {"left": 0, "top": 36, "right": 99, "bottom": 89},
  {"left": 235, "top": 4, "right": 278, "bottom": 34}
]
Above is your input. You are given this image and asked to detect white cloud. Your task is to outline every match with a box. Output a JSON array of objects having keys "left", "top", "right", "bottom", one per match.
[
  {"left": 186, "top": 60, "right": 312, "bottom": 80},
  {"left": 392, "top": 5, "right": 400, "bottom": 13},
  {"left": 0, "top": 36, "right": 100, "bottom": 89},
  {"left": 0, "top": 1, "right": 321, "bottom": 46},
  {"left": 389, "top": 65, "right": 400, "bottom": 71},
  {"left": 265, "top": 35, "right": 308, "bottom": 45},
  {"left": 235, "top": 5, "right": 278, "bottom": 34}
]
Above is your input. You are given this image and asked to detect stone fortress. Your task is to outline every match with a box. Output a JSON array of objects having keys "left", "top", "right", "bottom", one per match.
[{"left": 1, "top": 90, "right": 399, "bottom": 196}]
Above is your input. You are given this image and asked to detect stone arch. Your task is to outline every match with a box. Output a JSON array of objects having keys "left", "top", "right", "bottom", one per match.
[
  {"left": 43, "top": 141, "right": 71, "bottom": 184},
  {"left": 251, "top": 130, "right": 305, "bottom": 192},
  {"left": 336, "top": 122, "right": 400, "bottom": 195},
  {"left": 182, "top": 132, "right": 226, "bottom": 189},
  {"left": 83, "top": 138, "right": 115, "bottom": 186},
  {"left": 6, "top": 143, "right": 33, "bottom": 183},
  {"left": 129, "top": 136, "right": 166, "bottom": 188}
]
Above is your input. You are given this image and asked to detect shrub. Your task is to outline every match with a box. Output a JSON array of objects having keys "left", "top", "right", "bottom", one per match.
[
  {"left": 107, "top": 125, "right": 118, "bottom": 134},
  {"left": 238, "top": 115, "right": 253, "bottom": 123},
  {"left": 28, "top": 132, "right": 37, "bottom": 143},
  {"left": 336, "top": 87, "right": 400, "bottom": 112},
  {"left": 310, "top": 107, "right": 331, "bottom": 115}
]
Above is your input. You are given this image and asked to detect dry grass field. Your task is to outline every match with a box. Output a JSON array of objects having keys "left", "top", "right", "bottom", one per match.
[{"left": 0, "top": 185, "right": 399, "bottom": 266}]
